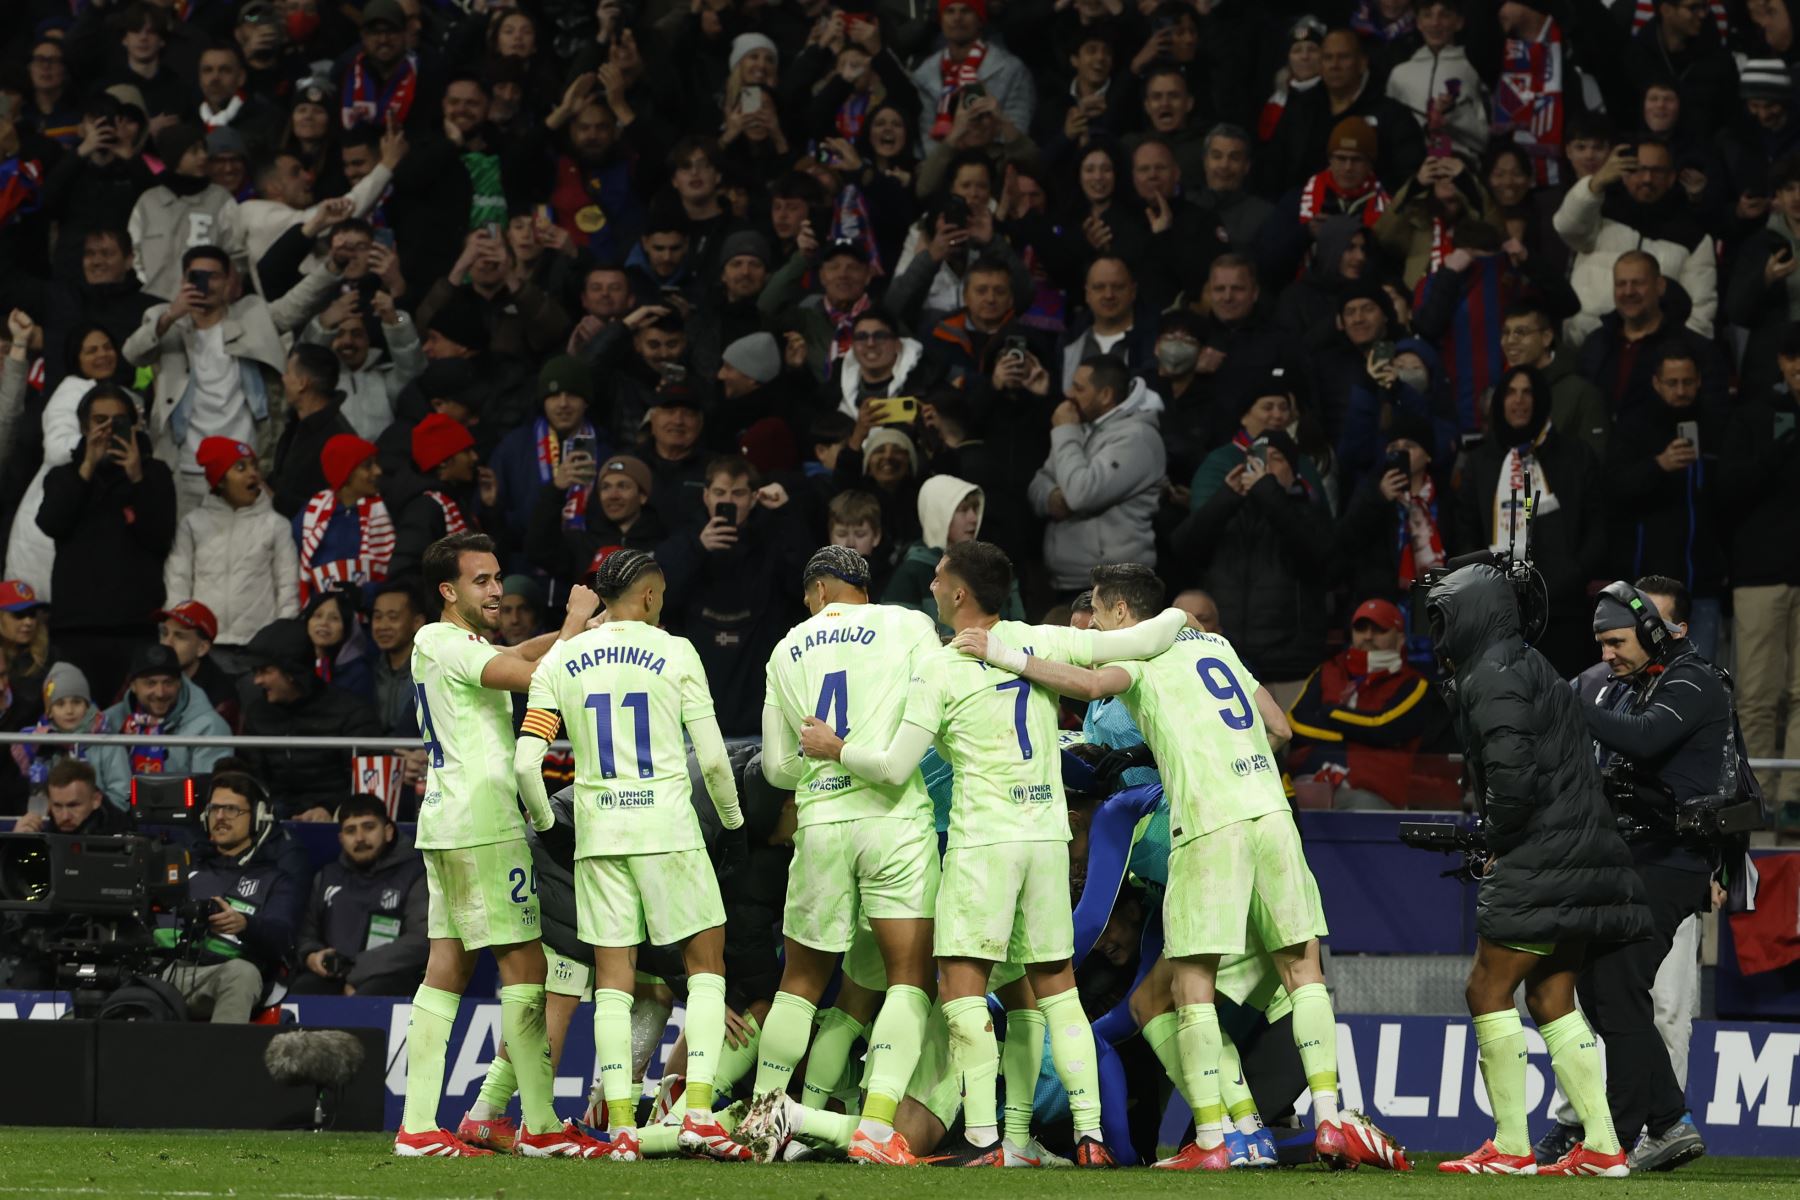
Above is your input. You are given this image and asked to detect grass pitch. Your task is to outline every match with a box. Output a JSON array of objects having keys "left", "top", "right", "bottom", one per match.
[{"left": 1, "top": 1131, "right": 1798, "bottom": 1199}]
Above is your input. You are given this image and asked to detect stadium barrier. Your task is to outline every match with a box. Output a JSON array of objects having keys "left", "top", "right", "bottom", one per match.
[{"left": 1, "top": 993, "right": 1795, "bottom": 1154}]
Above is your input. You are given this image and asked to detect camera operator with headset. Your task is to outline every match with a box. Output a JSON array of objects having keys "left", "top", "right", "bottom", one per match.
[
  {"left": 156, "top": 770, "right": 307, "bottom": 1022},
  {"left": 1571, "top": 580, "right": 1764, "bottom": 1172}
]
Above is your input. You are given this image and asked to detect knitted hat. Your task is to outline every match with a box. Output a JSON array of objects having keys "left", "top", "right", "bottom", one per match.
[
  {"left": 596, "top": 454, "right": 653, "bottom": 498},
  {"left": 1593, "top": 584, "right": 1679, "bottom": 638},
  {"left": 126, "top": 642, "right": 182, "bottom": 683},
  {"left": 740, "top": 416, "right": 798, "bottom": 473},
  {"left": 322, "top": 433, "right": 379, "bottom": 490},
  {"left": 1329, "top": 116, "right": 1378, "bottom": 162},
  {"left": 1290, "top": 14, "right": 1327, "bottom": 44},
  {"left": 502, "top": 574, "right": 547, "bottom": 610},
  {"left": 427, "top": 294, "right": 490, "bottom": 354},
  {"left": 43, "top": 662, "right": 91, "bottom": 707},
  {"left": 862, "top": 426, "right": 920, "bottom": 475},
  {"left": 538, "top": 354, "right": 593, "bottom": 402},
  {"left": 718, "top": 229, "right": 774, "bottom": 269},
  {"left": 155, "top": 122, "right": 207, "bottom": 168},
  {"left": 411, "top": 413, "right": 476, "bottom": 473},
  {"left": 196, "top": 436, "right": 254, "bottom": 489},
  {"left": 722, "top": 332, "right": 782, "bottom": 385},
  {"left": 729, "top": 32, "right": 779, "bottom": 71},
  {"left": 1742, "top": 59, "right": 1795, "bottom": 103}
]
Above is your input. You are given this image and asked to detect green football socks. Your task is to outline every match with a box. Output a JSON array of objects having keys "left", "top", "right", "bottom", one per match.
[
  {"left": 714, "top": 1009, "right": 761, "bottom": 1093},
  {"left": 593, "top": 987, "right": 636, "bottom": 1132},
  {"left": 753, "top": 991, "right": 817, "bottom": 1095},
  {"left": 1541, "top": 1011, "right": 1621, "bottom": 1155},
  {"left": 470, "top": 1052, "right": 516, "bottom": 1120},
  {"left": 862, "top": 984, "right": 930, "bottom": 1134},
  {"left": 498, "top": 984, "right": 559, "bottom": 1135},
  {"left": 401, "top": 985, "right": 461, "bottom": 1134},
  {"left": 1289, "top": 982, "right": 1340, "bottom": 1123},
  {"left": 1175, "top": 1002, "right": 1226, "bottom": 1148},
  {"left": 802, "top": 1007, "right": 869, "bottom": 1109},
  {"left": 681, "top": 973, "right": 728, "bottom": 1113},
  {"left": 1143, "top": 1010, "right": 1184, "bottom": 1092},
  {"left": 944, "top": 994, "right": 1000, "bottom": 1143},
  {"left": 1219, "top": 1033, "right": 1260, "bottom": 1126},
  {"left": 1474, "top": 1008, "right": 1530, "bottom": 1156},
  {"left": 1002, "top": 1007, "right": 1046, "bottom": 1145},
  {"left": 1039, "top": 987, "right": 1103, "bottom": 1141}
]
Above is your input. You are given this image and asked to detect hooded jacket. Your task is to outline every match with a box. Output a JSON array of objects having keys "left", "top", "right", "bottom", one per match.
[
  {"left": 1273, "top": 215, "right": 1366, "bottom": 347},
  {"left": 882, "top": 474, "right": 1026, "bottom": 627},
  {"left": 1424, "top": 565, "right": 1650, "bottom": 945},
  {"left": 165, "top": 489, "right": 302, "bottom": 645},
  {"left": 238, "top": 617, "right": 379, "bottom": 817},
  {"left": 91, "top": 675, "right": 232, "bottom": 807},
  {"left": 1027, "top": 378, "right": 1167, "bottom": 591}
]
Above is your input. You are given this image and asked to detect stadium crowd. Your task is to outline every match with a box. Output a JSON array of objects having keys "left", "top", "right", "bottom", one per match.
[{"left": 4, "top": 0, "right": 1796, "bottom": 821}]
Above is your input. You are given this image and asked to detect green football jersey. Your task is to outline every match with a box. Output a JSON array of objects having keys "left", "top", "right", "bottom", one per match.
[
  {"left": 1114, "top": 628, "right": 1287, "bottom": 846},
  {"left": 412, "top": 621, "right": 524, "bottom": 851},
  {"left": 903, "top": 620, "right": 1090, "bottom": 849},
  {"left": 528, "top": 620, "right": 713, "bottom": 858},
  {"left": 764, "top": 602, "right": 941, "bottom": 827}
]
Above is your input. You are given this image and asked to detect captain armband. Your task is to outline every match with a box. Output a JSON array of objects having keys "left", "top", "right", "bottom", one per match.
[{"left": 520, "top": 709, "right": 561, "bottom": 741}]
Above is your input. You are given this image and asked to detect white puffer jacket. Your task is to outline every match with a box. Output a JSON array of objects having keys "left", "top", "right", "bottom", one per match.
[
  {"left": 3, "top": 375, "right": 99, "bottom": 599},
  {"left": 1552, "top": 181, "right": 1717, "bottom": 347},
  {"left": 163, "top": 490, "right": 301, "bottom": 645}
]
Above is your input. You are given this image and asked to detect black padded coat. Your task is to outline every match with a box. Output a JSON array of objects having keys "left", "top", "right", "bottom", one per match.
[{"left": 1425, "top": 565, "right": 1650, "bottom": 946}]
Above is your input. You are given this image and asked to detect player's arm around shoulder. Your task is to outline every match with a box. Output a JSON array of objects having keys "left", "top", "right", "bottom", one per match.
[{"left": 950, "top": 624, "right": 1130, "bottom": 701}]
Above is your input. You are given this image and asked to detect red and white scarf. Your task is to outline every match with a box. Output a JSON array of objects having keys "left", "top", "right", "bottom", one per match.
[
  {"left": 1258, "top": 76, "right": 1320, "bottom": 143},
  {"left": 1299, "top": 168, "right": 1389, "bottom": 228},
  {"left": 341, "top": 51, "right": 418, "bottom": 131},
  {"left": 200, "top": 93, "right": 244, "bottom": 132},
  {"left": 536, "top": 418, "right": 593, "bottom": 530},
  {"left": 930, "top": 41, "right": 987, "bottom": 141},
  {"left": 298, "top": 489, "right": 395, "bottom": 604},
  {"left": 1396, "top": 475, "right": 1446, "bottom": 587},
  {"left": 1490, "top": 422, "right": 1561, "bottom": 552},
  {"left": 1630, "top": 0, "right": 1728, "bottom": 39},
  {"left": 1495, "top": 21, "right": 1565, "bottom": 188},
  {"left": 425, "top": 490, "right": 470, "bottom": 536},
  {"left": 1428, "top": 218, "right": 1456, "bottom": 272}
]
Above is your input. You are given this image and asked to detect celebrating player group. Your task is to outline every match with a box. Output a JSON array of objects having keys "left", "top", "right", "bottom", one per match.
[{"left": 390, "top": 529, "right": 1421, "bottom": 1168}]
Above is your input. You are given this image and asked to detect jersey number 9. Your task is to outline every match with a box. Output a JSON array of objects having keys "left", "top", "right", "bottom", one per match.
[{"left": 1196, "top": 657, "right": 1254, "bottom": 731}]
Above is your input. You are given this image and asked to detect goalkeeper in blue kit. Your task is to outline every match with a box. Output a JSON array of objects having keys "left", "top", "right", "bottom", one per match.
[
  {"left": 514, "top": 549, "right": 753, "bottom": 1162},
  {"left": 952, "top": 563, "right": 1407, "bottom": 1172}
]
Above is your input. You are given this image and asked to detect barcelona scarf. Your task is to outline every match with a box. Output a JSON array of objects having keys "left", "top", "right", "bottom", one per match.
[
  {"left": 122, "top": 709, "right": 169, "bottom": 776},
  {"left": 0, "top": 158, "right": 44, "bottom": 228},
  {"left": 535, "top": 418, "right": 595, "bottom": 530},
  {"left": 341, "top": 52, "right": 418, "bottom": 130}
]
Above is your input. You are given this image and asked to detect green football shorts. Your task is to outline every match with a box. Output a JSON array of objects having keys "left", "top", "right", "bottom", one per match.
[
  {"left": 935, "top": 840, "right": 1074, "bottom": 965},
  {"left": 1164, "top": 811, "right": 1329, "bottom": 958},
  {"left": 422, "top": 838, "right": 540, "bottom": 950},
  {"left": 575, "top": 848, "right": 725, "bottom": 948},
  {"left": 545, "top": 949, "right": 594, "bottom": 1000},
  {"left": 783, "top": 813, "right": 939, "bottom": 953}
]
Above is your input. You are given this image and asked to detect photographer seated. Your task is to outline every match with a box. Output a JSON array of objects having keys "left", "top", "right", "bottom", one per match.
[
  {"left": 292, "top": 795, "right": 427, "bottom": 997},
  {"left": 11, "top": 760, "right": 130, "bottom": 836},
  {"left": 1574, "top": 581, "right": 1736, "bottom": 1170},
  {"left": 1286, "top": 599, "right": 1450, "bottom": 809},
  {"left": 158, "top": 770, "right": 307, "bottom": 1023}
]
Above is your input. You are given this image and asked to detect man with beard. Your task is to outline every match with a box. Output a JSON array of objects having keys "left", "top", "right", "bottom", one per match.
[
  {"left": 686, "top": 231, "right": 775, "bottom": 388},
  {"left": 566, "top": 265, "right": 637, "bottom": 359},
  {"left": 293, "top": 794, "right": 429, "bottom": 997},
  {"left": 641, "top": 387, "right": 710, "bottom": 529},
  {"left": 546, "top": 95, "right": 642, "bottom": 266}
]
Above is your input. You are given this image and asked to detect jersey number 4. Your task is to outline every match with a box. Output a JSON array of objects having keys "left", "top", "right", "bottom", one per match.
[
  {"left": 1196, "top": 657, "right": 1254, "bottom": 730},
  {"left": 414, "top": 683, "right": 444, "bottom": 768},
  {"left": 814, "top": 670, "right": 850, "bottom": 737},
  {"left": 585, "top": 692, "right": 654, "bottom": 779}
]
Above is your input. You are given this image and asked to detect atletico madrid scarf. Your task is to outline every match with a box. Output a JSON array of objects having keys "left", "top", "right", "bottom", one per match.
[
  {"left": 341, "top": 51, "right": 418, "bottom": 130},
  {"left": 931, "top": 41, "right": 987, "bottom": 140},
  {"left": 535, "top": 418, "right": 594, "bottom": 530},
  {"left": 425, "top": 490, "right": 470, "bottom": 536},
  {"left": 1298, "top": 169, "right": 1389, "bottom": 229},
  {"left": 1495, "top": 22, "right": 1565, "bottom": 188},
  {"left": 298, "top": 490, "right": 395, "bottom": 604},
  {"left": 1396, "top": 475, "right": 1446, "bottom": 587}
]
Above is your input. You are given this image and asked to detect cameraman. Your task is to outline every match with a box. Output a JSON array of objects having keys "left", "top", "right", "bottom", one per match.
[
  {"left": 159, "top": 771, "right": 306, "bottom": 1023},
  {"left": 292, "top": 795, "right": 426, "bottom": 997},
  {"left": 1576, "top": 581, "right": 1739, "bottom": 1171}
]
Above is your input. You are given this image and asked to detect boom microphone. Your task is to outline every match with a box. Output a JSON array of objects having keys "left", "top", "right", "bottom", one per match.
[{"left": 265, "top": 1030, "right": 366, "bottom": 1130}]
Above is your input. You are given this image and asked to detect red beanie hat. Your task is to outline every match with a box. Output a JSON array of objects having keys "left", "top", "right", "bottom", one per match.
[
  {"left": 195, "top": 436, "right": 254, "bottom": 490},
  {"left": 322, "top": 434, "right": 379, "bottom": 491},
  {"left": 412, "top": 413, "right": 476, "bottom": 472},
  {"left": 939, "top": 0, "right": 987, "bottom": 21}
]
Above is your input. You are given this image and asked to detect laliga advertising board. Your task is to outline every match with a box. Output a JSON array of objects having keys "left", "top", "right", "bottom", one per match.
[{"left": 2, "top": 993, "right": 1797, "bottom": 1153}]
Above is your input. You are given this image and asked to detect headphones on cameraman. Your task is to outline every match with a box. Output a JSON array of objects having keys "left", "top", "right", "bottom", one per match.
[
  {"left": 205, "top": 771, "right": 276, "bottom": 852},
  {"left": 1599, "top": 580, "right": 1671, "bottom": 658}
]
